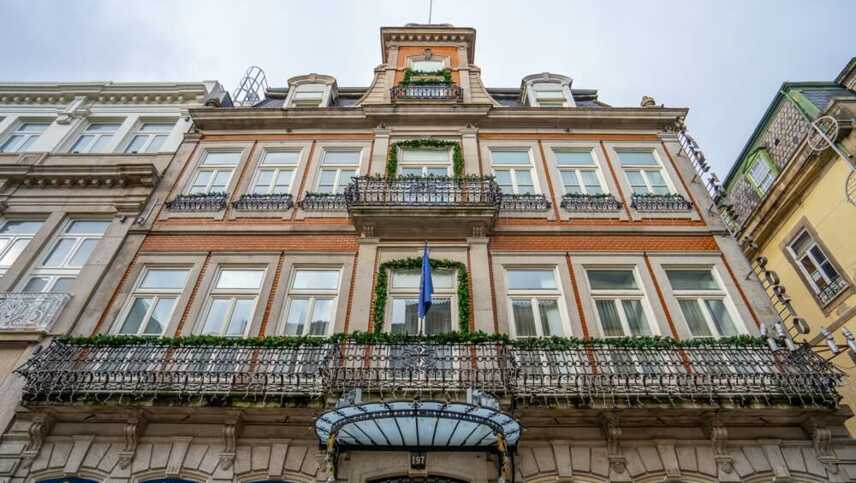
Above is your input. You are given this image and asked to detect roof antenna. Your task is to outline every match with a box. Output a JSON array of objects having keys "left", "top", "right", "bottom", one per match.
[{"left": 428, "top": 0, "right": 433, "bottom": 23}]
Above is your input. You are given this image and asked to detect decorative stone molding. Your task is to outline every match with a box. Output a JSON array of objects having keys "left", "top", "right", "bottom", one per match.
[
  {"left": 117, "top": 413, "right": 147, "bottom": 469},
  {"left": 55, "top": 96, "right": 89, "bottom": 124},
  {"left": 640, "top": 95, "right": 657, "bottom": 108},
  {"left": 21, "top": 413, "right": 54, "bottom": 468},
  {"left": 219, "top": 415, "right": 243, "bottom": 470},
  {"left": 599, "top": 413, "right": 626, "bottom": 474},
  {"left": 0, "top": 163, "right": 159, "bottom": 190},
  {"left": 804, "top": 419, "right": 839, "bottom": 474},
  {"left": 704, "top": 415, "right": 735, "bottom": 474}
]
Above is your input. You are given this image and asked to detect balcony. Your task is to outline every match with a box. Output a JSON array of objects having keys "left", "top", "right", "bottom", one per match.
[
  {"left": 630, "top": 193, "right": 693, "bottom": 212},
  {"left": 390, "top": 84, "right": 463, "bottom": 102},
  {"left": 344, "top": 175, "right": 501, "bottom": 237},
  {"left": 560, "top": 193, "right": 622, "bottom": 212},
  {"left": 819, "top": 277, "right": 849, "bottom": 306},
  {"left": 232, "top": 193, "right": 294, "bottom": 211},
  {"left": 17, "top": 339, "right": 842, "bottom": 406},
  {"left": 299, "top": 192, "right": 347, "bottom": 211},
  {"left": 500, "top": 193, "right": 552, "bottom": 212},
  {"left": 166, "top": 192, "right": 228, "bottom": 212},
  {"left": 0, "top": 293, "right": 70, "bottom": 335}
]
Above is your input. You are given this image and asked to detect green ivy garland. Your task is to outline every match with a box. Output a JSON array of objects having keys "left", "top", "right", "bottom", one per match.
[
  {"left": 372, "top": 257, "right": 470, "bottom": 334},
  {"left": 60, "top": 332, "right": 767, "bottom": 349},
  {"left": 400, "top": 68, "right": 453, "bottom": 86},
  {"left": 386, "top": 139, "right": 464, "bottom": 177}
]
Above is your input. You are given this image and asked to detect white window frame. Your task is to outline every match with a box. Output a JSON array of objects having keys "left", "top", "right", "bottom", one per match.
[
  {"left": 787, "top": 229, "right": 846, "bottom": 300},
  {"left": 197, "top": 267, "right": 266, "bottom": 337},
  {"left": 185, "top": 150, "right": 241, "bottom": 194},
  {"left": 385, "top": 268, "right": 457, "bottom": 335},
  {"left": 531, "top": 82, "right": 569, "bottom": 107},
  {"left": 617, "top": 149, "right": 675, "bottom": 196},
  {"left": 315, "top": 149, "right": 361, "bottom": 194},
  {"left": 586, "top": 267, "right": 658, "bottom": 338},
  {"left": 281, "top": 267, "right": 342, "bottom": 337},
  {"left": 123, "top": 120, "right": 176, "bottom": 154},
  {"left": 505, "top": 267, "right": 570, "bottom": 338},
  {"left": 397, "top": 147, "right": 452, "bottom": 177},
  {"left": 290, "top": 84, "right": 327, "bottom": 108},
  {"left": 113, "top": 266, "right": 190, "bottom": 336},
  {"left": 249, "top": 149, "right": 301, "bottom": 195},
  {"left": 0, "top": 218, "right": 45, "bottom": 276},
  {"left": 0, "top": 120, "right": 51, "bottom": 153},
  {"left": 490, "top": 149, "right": 539, "bottom": 195},
  {"left": 553, "top": 149, "right": 608, "bottom": 195},
  {"left": 666, "top": 267, "right": 745, "bottom": 338},
  {"left": 69, "top": 120, "right": 124, "bottom": 154}
]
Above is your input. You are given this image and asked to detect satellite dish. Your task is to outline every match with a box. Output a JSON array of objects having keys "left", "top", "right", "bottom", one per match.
[{"left": 808, "top": 115, "right": 839, "bottom": 152}]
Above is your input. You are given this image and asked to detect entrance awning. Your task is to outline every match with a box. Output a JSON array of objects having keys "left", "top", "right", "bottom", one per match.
[{"left": 314, "top": 400, "right": 521, "bottom": 451}]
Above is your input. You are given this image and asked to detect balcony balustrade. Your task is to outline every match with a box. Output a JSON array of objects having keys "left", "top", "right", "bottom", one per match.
[
  {"left": 166, "top": 192, "right": 228, "bottom": 212},
  {"left": 232, "top": 193, "right": 294, "bottom": 211},
  {"left": 630, "top": 193, "right": 693, "bottom": 212},
  {"left": 390, "top": 84, "right": 462, "bottom": 102},
  {"left": 0, "top": 292, "right": 70, "bottom": 333},
  {"left": 500, "top": 193, "right": 552, "bottom": 212},
  {"left": 17, "top": 339, "right": 842, "bottom": 405},
  {"left": 560, "top": 193, "right": 622, "bottom": 212},
  {"left": 299, "top": 192, "right": 347, "bottom": 211},
  {"left": 819, "top": 277, "right": 849, "bottom": 306}
]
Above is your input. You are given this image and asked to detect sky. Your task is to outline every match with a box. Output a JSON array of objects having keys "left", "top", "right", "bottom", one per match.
[{"left": 1, "top": 0, "right": 854, "bottom": 177}]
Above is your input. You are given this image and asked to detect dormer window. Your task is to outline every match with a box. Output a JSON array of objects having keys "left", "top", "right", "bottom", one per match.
[
  {"left": 532, "top": 84, "right": 566, "bottom": 107},
  {"left": 291, "top": 84, "right": 326, "bottom": 108},
  {"left": 285, "top": 74, "right": 337, "bottom": 108},
  {"left": 521, "top": 73, "right": 574, "bottom": 108}
]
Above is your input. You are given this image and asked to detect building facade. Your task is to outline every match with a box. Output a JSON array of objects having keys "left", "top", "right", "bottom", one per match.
[
  {"left": 0, "top": 26, "right": 853, "bottom": 483},
  {"left": 720, "top": 58, "right": 856, "bottom": 433}
]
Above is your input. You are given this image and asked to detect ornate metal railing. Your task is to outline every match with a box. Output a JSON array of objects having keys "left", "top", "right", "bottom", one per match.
[
  {"left": 0, "top": 293, "right": 70, "bottom": 333},
  {"left": 500, "top": 194, "right": 552, "bottom": 212},
  {"left": 299, "top": 193, "right": 347, "bottom": 211},
  {"left": 233, "top": 193, "right": 294, "bottom": 211},
  {"left": 560, "top": 193, "right": 622, "bottom": 212},
  {"left": 344, "top": 176, "right": 502, "bottom": 209},
  {"left": 819, "top": 277, "right": 849, "bottom": 306},
  {"left": 166, "top": 192, "right": 228, "bottom": 212},
  {"left": 391, "top": 84, "right": 462, "bottom": 102},
  {"left": 17, "top": 340, "right": 842, "bottom": 405},
  {"left": 630, "top": 193, "right": 693, "bottom": 212}
]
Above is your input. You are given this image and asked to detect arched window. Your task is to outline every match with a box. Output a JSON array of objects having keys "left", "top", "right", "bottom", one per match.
[{"left": 38, "top": 479, "right": 99, "bottom": 483}]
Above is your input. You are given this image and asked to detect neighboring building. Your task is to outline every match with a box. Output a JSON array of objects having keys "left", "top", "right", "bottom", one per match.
[
  {"left": 0, "top": 25, "right": 852, "bottom": 483},
  {"left": 720, "top": 58, "right": 856, "bottom": 433},
  {"left": 0, "top": 81, "right": 229, "bottom": 431}
]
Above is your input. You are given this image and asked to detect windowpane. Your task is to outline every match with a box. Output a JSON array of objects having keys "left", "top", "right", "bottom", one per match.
[
  {"left": 119, "top": 297, "right": 151, "bottom": 334},
  {"left": 512, "top": 299, "right": 536, "bottom": 337},
  {"left": 625, "top": 171, "right": 648, "bottom": 194},
  {"left": 202, "top": 152, "right": 241, "bottom": 165},
  {"left": 52, "top": 277, "right": 75, "bottom": 293},
  {"left": 22, "top": 277, "right": 49, "bottom": 293},
  {"left": 515, "top": 170, "right": 535, "bottom": 193},
  {"left": 190, "top": 171, "right": 212, "bottom": 192},
  {"left": 705, "top": 299, "right": 738, "bottom": 336},
  {"left": 70, "top": 135, "right": 93, "bottom": 153},
  {"left": 253, "top": 170, "right": 274, "bottom": 192},
  {"left": 621, "top": 300, "right": 651, "bottom": 336},
  {"left": 425, "top": 298, "right": 451, "bottom": 335},
  {"left": 211, "top": 170, "right": 232, "bottom": 190},
  {"left": 679, "top": 300, "right": 712, "bottom": 337},
  {"left": 309, "top": 299, "right": 333, "bottom": 335},
  {"left": 554, "top": 150, "right": 593, "bottom": 165},
  {"left": 273, "top": 170, "right": 293, "bottom": 190},
  {"left": 125, "top": 135, "right": 147, "bottom": 153},
  {"left": 323, "top": 151, "right": 360, "bottom": 164},
  {"left": 491, "top": 151, "right": 530, "bottom": 165},
  {"left": 226, "top": 299, "right": 253, "bottom": 336},
  {"left": 85, "top": 123, "right": 121, "bottom": 132},
  {"left": 68, "top": 239, "right": 98, "bottom": 267},
  {"left": 285, "top": 298, "right": 309, "bottom": 335},
  {"left": 646, "top": 170, "right": 669, "bottom": 194},
  {"left": 790, "top": 231, "right": 813, "bottom": 257},
  {"left": 263, "top": 151, "right": 299, "bottom": 165},
  {"left": 143, "top": 298, "right": 175, "bottom": 335},
  {"left": 202, "top": 299, "right": 229, "bottom": 334},
  {"left": 0, "top": 135, "right": 23, "bottom": 152},
  {"left": 667, "top": 270, "right": 718, "bottom": 290},
  {"left": 412, "top": 60, "right": 445, "bottom": 72},
  {"left": 538, "top": 299, "right": 562, "bottom": 336},
  {"left": 0, "top": 221, "right": 43, "bottom": 234},
  {"left": 587, "top": 270, "right": 636, "bottom": 290},
  {"left": 401, "top": 167, "right": 422, "bottom": 177},
  {"left": 19, "top": 123, "right": 49, "bottom": 133},
  {"left": 580, "top": 170, "right": 603, "bottom": 193},
  {"left": 147, "top": 135, "right": 166, "bottom": 152},
  {"left": 561, "top": 171, "right": 581, "bottom": 193},
  {"left": 90, "top": 135, "right": 114, "bottom": 152},
  {"left": 140, "top": 269, "right": 189, "bottom": 290},
  {"left": 426, "top": 167, "right": 448, "bottom": 176},
  {"left": 618, "top": 151, "right": 658, "bottom": 166},
  {"left": 140, "top": 122, "right": 174, "bottom": 133},
  {"left": 596, "top": 300, "right": 623, "bottom": 337},
  {"left": 67, "top": 220, "right": 110, "bottom": 234},
  {"left": 0, "top": 239, "right": 30, "bottom": 266},
  {"left": 494, "top": 170, "right": 513, "bottom": 190},
  {"left": 217, "top": 270, "right": 264, "bottom": 289},
  {"left": 43, "top": 239, "right": 75, "bottom": 266},
  {"left": 392, "top": 270, "right": 452, "bottom": 289},
  {"left": 317, "top": 170, "right": 336, "bottom": 191},
  {"left": 391, "top": 299, "right": 420, "bottom": 335},
  {"left": 507, "top": 269, "right": 557, "bottom": 289},
  {"left": 293, "top": 270, "right": 338, "bottom": 289},
  {"left": 401, "top": 149, "right": 449, "bottom": 163}
]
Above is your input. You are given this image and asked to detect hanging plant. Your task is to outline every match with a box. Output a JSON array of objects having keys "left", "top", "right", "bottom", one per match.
[
  {"left": 400, "top": 68, "right": 453, "bottom": 86},
  {"left": 386, "top": 139, "right": 464, "bottom": 177},
  {"left": 372, "top": 257, "right": 470, "bottom": 334}
]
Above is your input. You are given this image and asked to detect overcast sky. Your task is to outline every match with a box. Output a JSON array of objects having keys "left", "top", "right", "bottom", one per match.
[{"left": 1, "top": 0, "right": 854, "bottom": 176}]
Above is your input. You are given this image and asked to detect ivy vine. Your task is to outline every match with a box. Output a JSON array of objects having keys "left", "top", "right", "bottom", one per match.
[
  {"left": 372, "top": 257, "right": 470, "bottom": 334},
  {"left": 400, "top": 68, "right": 453, "bottom": 86},
  {"left": 386, "top": 139, "right": 464, "bottom": 177}
]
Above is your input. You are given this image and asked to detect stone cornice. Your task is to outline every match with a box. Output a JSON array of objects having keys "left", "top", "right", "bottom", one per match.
[
  {"left": 380, "top": 25, "right": 476, "bottom": 63},
  {"left": 0, "top": 82, "right": 215, "bottom": 106},
  {"left": 0, "top": 163, "right": 159, "bottom": 189}
]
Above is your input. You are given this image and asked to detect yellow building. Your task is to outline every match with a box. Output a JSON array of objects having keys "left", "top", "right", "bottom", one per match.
[{"left": 724, "top": 57, "right": 856, "bottom": 431}]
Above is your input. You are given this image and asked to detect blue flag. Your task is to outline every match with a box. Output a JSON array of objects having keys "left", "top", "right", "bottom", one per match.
[{"left": 418, "top": 242, "right": 433, "bottom": 319}]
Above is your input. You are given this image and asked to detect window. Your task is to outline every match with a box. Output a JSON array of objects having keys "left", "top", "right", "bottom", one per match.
[
  {"left": 291, "top": 84, "right": 326, "bottom": 107},
  {"left": 124, "top": 121, "right": 175, "bottom": 153},
  {"left": 746, "top": 151, "right": 777, "bottom": 195},
  {"left": 70, "top": 121, "right": 122, "bottom": 153},
  {"left": 491, "top": 150, "right": 536, "bottom": 194},
  {"left": 250, "top": 150, "right": 299, "bottom": 194},
  {"left": 282, "top": 268, "right": 341, "bottom": 336},
  {"left": 388, "top": 268, "right": 455, "bottom": 336},
  {"left": 398, "top": 148, "right": 451, "bottom": 176},
  {"left": 187, "top": 151, "right": 241, "bottom": 194},
  {"left": 554, "top": 149, "right": 605, "bottom": 195},
  {"left": 532, "top": 83, "right": 567, "bottom": 107},
  {"left": 316, "top": 150, "right": 360, "bottom": 193},
  {"left": 667, "top": 269, "right": 741, "bottom": 338},
  {"left": 618, "top": 150, "right": 671, "bottom": 195},
  {"left": 199, "top": 268, "right": 265, "bottom": 336},
  {"left": 0, "top": 121, "right": 50, "bottom": 153},
  {"left": 0, "top": 220, "right": 44, "bottom": 276},
  {"left": 20, "top": 219, "right": 110, "bottom": 293},
  {"left": 506, "top": 268, "right": 566, "bottom": 337},
  {"left": 788, "top": 230, "right": 848, "bottom": 305},
  {"left": 587, "top": 269, "right": 654, "bottom": 337},
  {"left": 411, "top": 59, "right": 445, "bottom": 72},
  {"left": 116, "top": 268, "right": 190, "bottom": 335}
]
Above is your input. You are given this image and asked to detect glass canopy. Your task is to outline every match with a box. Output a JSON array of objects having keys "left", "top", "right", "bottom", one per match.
[{"left": 315, "top": 400, "right": 521, "bottom": 450}]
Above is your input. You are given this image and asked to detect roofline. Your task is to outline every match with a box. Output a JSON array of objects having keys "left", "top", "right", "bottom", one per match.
[{"left": 836, "top": 57, "right": 856, "bottom": 85}]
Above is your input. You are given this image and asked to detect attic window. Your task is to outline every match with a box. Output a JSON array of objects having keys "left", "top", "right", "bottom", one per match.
[
  {"left": 291, "top": 84, "right": 327, "bottom": 107},
  {"left": 532, "top": 83, "right": 567, "bottom": 107}
]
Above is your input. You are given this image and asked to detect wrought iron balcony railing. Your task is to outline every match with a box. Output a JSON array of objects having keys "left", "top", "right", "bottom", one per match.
[
  {"left": 560, "top": 193, "right": 622, "bottom": 212},
  {"left": 0, "top": 292, "right": 70, "bottom": 333},
  {"left": 390, "top": 84, "right": 462, "bottom": 102},
  {"left": 344, "top": 176, "right": 502, "bottom": 209},
  {"left": 17, "top": 340, "right": 842, "bottom": 405},
  {"left": 166, "top": 192, "right": 228, "bottom": 212},
  {"left": 630, "top": 193, "right": 693, "bottom": 212},
  {"left": 232, "top": 193, "right": 294, "bottom": 211},
  {"left": 500, "top": 193, "right": 552, "bottom": 212},
  {"left": 819, "top": 277, "right": 849, "bottom": 306},
  {"left": 299, "top": 193, "right": 347, "bottom": 211}
]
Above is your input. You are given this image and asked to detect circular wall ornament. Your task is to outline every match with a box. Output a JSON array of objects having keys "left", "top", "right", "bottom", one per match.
[{"left": 808, "top": 115, "right": 839, "bottom": 152}]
